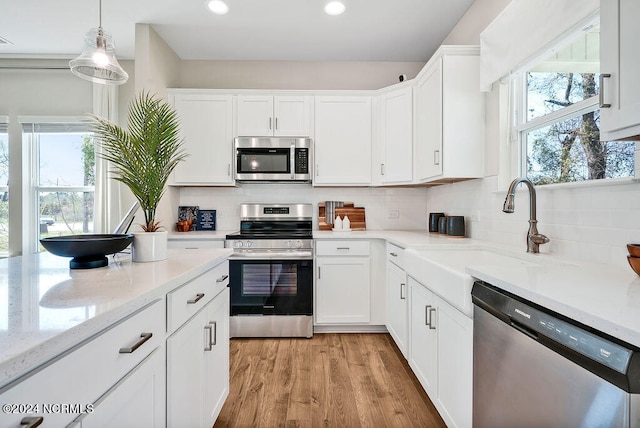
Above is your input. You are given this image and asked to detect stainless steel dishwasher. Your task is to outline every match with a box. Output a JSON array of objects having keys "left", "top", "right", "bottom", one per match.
[{"left": 472, "top": 280, "right": 640, "bottom": 428}]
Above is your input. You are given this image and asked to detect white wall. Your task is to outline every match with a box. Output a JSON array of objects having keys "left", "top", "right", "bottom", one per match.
[
  {"left": 179, "top": 60, "right": 425, "bottom": 90},
  {"left": 179, "top": 185, "right": 428, "bottom": 231}
]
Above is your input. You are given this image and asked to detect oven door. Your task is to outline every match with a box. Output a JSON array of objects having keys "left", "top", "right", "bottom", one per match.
[{"left": 229, "top": 258, "right": 313, "bottom": 316}]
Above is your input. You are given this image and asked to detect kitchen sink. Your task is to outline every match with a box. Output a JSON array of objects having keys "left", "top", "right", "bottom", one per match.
[{"left": 404, "top": 246, "right": 557, "bottom": 316}]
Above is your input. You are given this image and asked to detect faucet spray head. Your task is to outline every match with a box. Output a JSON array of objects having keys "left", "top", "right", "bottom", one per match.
[{"left": 503, "top": 193, "right": 515, "bottom": 213}]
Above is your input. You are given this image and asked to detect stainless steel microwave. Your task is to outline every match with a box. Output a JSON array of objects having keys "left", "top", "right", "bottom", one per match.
[{"left": 234, "top": 137, "right": 312, "bottom": 182}]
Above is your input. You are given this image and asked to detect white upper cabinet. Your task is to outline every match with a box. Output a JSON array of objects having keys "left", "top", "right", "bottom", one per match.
[
  {"left": 314, "top": 96, "right": 372, "bottom": 186},
  {"left": 236, "top": 95, "right": 312, "bottom": 136},
  {"left": 414, "top": 46, "right": 484, "bottom": 184},
  {"left": 600, "top": 0, "right": 640, "bottom": 141},
  {"left": 169, "top": 91, "right": 234, "bottom": 186},
  {"left": 378, "top": 86, "right": 413, "bottom": 185}
]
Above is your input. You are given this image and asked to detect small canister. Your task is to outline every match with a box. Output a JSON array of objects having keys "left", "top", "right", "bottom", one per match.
[
  {"left": 447, "top": 216, "right": 465, "bottom": 237},
  {"left": 438, "top": 216, "right": 449, "bottom": 234},
  {"left": 428, "top": 212, "right": 445, "bottom": 233}
]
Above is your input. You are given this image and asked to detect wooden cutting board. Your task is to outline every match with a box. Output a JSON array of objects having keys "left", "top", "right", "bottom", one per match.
[{"left": 318, "top": 202, "right": 366, "bottom": 230}]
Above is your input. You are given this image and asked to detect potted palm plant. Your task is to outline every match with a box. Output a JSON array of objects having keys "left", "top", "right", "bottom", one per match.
[{"left": 92, "top": 91, "right": 187, "bottom": 262}]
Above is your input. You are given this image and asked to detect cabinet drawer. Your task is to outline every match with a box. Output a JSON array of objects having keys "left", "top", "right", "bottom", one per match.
[
  {"left": 316, "top": 240, "right": 370, "bottom": 256},
  {"left": 0, "top": 299, "right": 164, "bottom": 427},
  {"left": 168, "top": 239, "right": 224, "bottom": 250},
  {"left": 167, "top": 261, "right": 229, "bottom": 333},
  {"left": 386, "top": 243, "right": 405, "bottom": 268}
]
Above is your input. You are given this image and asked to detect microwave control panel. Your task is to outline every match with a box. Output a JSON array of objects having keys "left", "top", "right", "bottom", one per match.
[{"left": 295, "top": 148, "right": 309, "bottom": 174}]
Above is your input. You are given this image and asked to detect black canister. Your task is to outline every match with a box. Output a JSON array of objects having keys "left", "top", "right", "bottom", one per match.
[
  {"left": 429, "top": 212, "right": 445, "bottom": 233},
  {"left": 438, "top": 216, "right": 449, "bottom": 234},
  {"left": 447, "top": 216, "right": 465, "bottom": 237}
]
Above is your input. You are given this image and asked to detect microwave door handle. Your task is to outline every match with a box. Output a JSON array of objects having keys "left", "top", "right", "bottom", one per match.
[{"left": 290, "top": 143, "right": 295, "bottom": 179}]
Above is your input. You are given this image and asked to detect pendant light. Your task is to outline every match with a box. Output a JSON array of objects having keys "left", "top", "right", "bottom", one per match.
[{"left": 69, "top": 0, "right": 128, "bottom": 85}]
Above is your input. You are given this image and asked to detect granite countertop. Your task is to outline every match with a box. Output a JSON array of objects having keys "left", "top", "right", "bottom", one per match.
[{"left": 0, "top": 248, "right": 232, "bottom": 388}]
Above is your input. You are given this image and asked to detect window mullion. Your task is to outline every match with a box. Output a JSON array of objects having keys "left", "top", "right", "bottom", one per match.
[{"left": 516, "top": 95, "right": 599, "bottom": 134}]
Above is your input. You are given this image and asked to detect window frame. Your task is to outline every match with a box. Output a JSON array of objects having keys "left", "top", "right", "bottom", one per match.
[
  {"left": 20, "top": 117, "right": 95, "bottom": 253},
  {"left": 0, "top": 117, "right": 8, "bottom": 257}
]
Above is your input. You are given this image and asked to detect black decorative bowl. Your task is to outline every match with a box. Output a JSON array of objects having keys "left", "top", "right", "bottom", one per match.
[{"left": 40, "top": 234, "right": 134, "bottom": 269}]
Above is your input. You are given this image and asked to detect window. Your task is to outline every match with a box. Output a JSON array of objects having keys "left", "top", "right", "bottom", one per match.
[
  {"left": 0, "top": 119, "right": 7, "bottom": 256},
  {"left": 22, "top": 121, "right": 95, "bottom": 252},
  {"left": 514, "top": 25, "right": 635, "bottom": 185}
]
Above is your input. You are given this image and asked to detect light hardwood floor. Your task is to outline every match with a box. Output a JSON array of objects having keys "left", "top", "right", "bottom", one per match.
[{"left": 214, "top": 333, "right": 446, "bottom": 428}]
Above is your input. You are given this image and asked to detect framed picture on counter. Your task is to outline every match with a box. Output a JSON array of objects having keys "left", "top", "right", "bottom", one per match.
[
  {"left": 197, "top": 209, "right": 216, "bottom": 231},
  {"left": 178, "top": 206, "right": 199, "bottom": 231}
]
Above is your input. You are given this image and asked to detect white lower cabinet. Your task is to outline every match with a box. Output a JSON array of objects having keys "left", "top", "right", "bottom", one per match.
[
  {"left": 315, "top": 240, "right": 371, "bottom": 324},
  {"left": 386, "top": 245, "right": 408, "bottom": 357},
  {"left": 167, "top": 288, "right": 230, "bottom": 428},
  {"left": 0, "top": 300, "right": 164, "bottom": 428},
  {"left": 408, "top": 277, "right": 472, "bottom": 428},
  {"left": 72, "top": 348, "right": 166, "bottom": 428}
]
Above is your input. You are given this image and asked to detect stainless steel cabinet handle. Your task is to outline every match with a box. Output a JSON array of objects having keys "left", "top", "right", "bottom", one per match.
[
  {"left": 381, "top": 163, "right": 385, "bottom": 175},
  {"left": 316, "top": 164, "right": 319, "bottom": 176},
  {"left": 269, "top": 117, "right": 272, "bottom": 130},
  {"left": 20, "top": 417, "right": 44, "bottom": 428},
  {"left": 599, "top": 73, "right": 612, "bottom": 108},
  {"left": 318, "top": 266, "right": 321, "bottom": 279},
  {"left": 204, "top": 325, "right": 213, "bottom": 351},
  {"left": 336, "top": 247, "right": 350, "bottom": 250},
  {"left": 400, "top": 283, "right": 406, "bottom": 300},
  {"left": 434, "top": 150, "right": 440, "bottom": 166},
  {"left": 216, "top": 274, "right": 229, "bottom": 283},
  {"left": 429, "top": 307, "right": 437, "bottom": 330},
  {"left": 187, "top": 293, "right": 205, "bottom": 304},
  {"left": 275, "top": 117, "right": 278, "bottom": 130},
  {"left": 389, "top": 252, "right": 398, "bottom": 257},
  {"left": 227, "top": 163, "right": 231, "bottom": 176},
  {"left": 210, "top": 321, "right": 217, "bottom": 346},
  {"left": 425, "top": 305, "right": 432, "bottom": 326},
  {"left": 119, "top": 332, "right": 153, "bottom": 354}
]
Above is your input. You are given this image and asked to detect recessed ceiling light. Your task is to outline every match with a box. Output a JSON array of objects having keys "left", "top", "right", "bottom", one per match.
[
  {"left": 206, "top": 0, "right": 229, "bottom": 14},
  {"left": 324, "top": 1, "right": 345, "bottom": 16}
]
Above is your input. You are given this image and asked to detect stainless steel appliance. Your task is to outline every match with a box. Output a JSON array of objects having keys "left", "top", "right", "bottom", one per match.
[
  {"left": 226, "top": 203, "right": 313, "bottom": 338},
  {"left": 234, "top": 137, "right": 312, "bottom": 182},
  {"left": 472, "top": 281, "right": 640, "bottom": 427}
]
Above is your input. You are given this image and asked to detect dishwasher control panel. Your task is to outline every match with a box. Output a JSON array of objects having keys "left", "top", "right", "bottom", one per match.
[{"left": 510, "top": 302, "right": 632, "bottom": 373}]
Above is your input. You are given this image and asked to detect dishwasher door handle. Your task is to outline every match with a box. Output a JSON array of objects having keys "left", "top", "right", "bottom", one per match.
[{"left": 510, "top": 320, "right": 538, "bottom": 340}]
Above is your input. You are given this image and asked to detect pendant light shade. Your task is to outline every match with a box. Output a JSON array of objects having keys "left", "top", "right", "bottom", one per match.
[{"left": 69, "top": 0, "right": 128, "bottom": 85}]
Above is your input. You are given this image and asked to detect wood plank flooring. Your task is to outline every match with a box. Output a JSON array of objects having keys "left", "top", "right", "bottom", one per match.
[{"left": 214, "top": 333, "right": 446, "bottom": 428}]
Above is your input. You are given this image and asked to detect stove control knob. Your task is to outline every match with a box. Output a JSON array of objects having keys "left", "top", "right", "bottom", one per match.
[
  {"left": 295, "top": 240, "right": 303, "bottom": 249},
  {"left": 245, "top": 241, "right": 253, "bottom": 248},
  {"left": 235, "top": 241, "right": 243, "bottom": 248}
]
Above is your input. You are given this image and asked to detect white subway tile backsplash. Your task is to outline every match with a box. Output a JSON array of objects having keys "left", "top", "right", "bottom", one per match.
[{"left": 426, "top": 176, "right": 640, "bottom": 266}]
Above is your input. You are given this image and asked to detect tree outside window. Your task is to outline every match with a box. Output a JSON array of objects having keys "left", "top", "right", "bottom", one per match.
[{"left": 519, "top": 27, "right": 635, "bottom": 185}]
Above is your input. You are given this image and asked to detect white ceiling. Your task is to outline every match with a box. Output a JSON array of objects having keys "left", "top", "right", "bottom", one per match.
[{"left": 0, "top": 0, "right": 474, "bottom": 62}]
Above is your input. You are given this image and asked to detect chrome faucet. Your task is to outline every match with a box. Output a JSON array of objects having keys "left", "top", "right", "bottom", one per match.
[{"left": 503, "top": 177, "right": 550, "bottom": 253}]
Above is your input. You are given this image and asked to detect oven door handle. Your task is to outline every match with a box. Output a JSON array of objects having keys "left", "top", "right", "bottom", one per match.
[{"left": 229, "top": 252, "right": 314, "bottom": 261}]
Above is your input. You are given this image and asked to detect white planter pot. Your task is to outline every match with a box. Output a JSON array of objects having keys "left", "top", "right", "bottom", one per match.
[{"left": 132, "top": 230, "right": 168, "bottom": 262}]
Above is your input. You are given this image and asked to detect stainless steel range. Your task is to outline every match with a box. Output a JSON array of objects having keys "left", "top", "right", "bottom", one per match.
[{"left": 226, "top": 203, "right": 313, "bottom": 338}]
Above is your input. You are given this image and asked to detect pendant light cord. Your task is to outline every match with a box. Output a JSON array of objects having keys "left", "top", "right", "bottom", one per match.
[{"left": 99, "top": 0, "right": 102, "bottom": 29}]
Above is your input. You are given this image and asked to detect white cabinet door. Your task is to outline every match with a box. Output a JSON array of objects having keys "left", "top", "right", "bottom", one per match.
[
  {"left": 408, "top": 278, "right": 437, "bottom": 397},
  {"left": 237, "top": 95, "right": 311, "bottom": 136},
  {"left": 273, "top": 96, "right": 312, "bottom": 136},
  {"left": 414, "top": 48, "right": 484, "bottom": 184},
  {"left": 237, "top": 95, "right": 274, "bottom": 136},
  {"left": 203, "top": 289, "right": 230, "bottom": 427},
  {"left": 600, "top": 0, "right": 640, "bottom": 140},
  {"left": 167, "top": 289, "right": 229, "bottom": 428},
  {"left": 434, "top": 294, "right": 473, "bottom": 428},
  {"left": 380, "top": 87, "right": 413, "bottom": 184},
  {"left": 314, "top": 96, "right": 372, "bottom": 186},
  {"left": 171, "top": 93, "right": 234, "bottom": 185},
  {"left": 386, "top": 261, "right": 408, "bottom": 357},
  {"left": 77, "top": 349, "right": 166, "bottom": 428},
  {"left": 415, "top": 58, "right": 443, "bottom": 181},
  {"left": 316, "top": 256, "right": 370, "bottom": 324}
]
